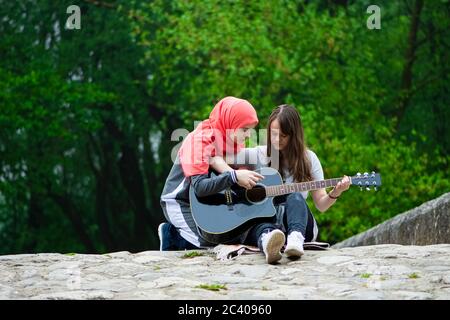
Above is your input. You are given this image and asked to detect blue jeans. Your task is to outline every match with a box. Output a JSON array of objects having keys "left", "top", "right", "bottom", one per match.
[
  {"left": 161, "top": 192, "right": 315, "bottom": 251},
  {"left": 244, "top": 192, "right": 315, "bottom": 250}
]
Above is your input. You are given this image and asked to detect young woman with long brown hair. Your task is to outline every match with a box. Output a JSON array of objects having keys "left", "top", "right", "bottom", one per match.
[{"left": 212, "top": 104, "right": 351, "bottom": 263}]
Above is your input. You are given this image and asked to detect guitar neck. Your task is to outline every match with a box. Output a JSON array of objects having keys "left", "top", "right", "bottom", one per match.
[{"left": 265, "top": 177, "right": 348, "bottom": 197}]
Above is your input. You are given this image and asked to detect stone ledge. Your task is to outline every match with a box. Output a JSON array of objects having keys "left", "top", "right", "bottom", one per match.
[
  {"left": 1, "top": 244, "right": 450, "bottom": 300},
  {"left": 333, "top": 192, "right": 450, "bottom": 248}
]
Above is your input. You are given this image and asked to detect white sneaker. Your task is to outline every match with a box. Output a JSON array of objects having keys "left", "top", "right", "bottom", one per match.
[
  {"left": 284, "top": 231, "right": 305, "bottom": 259},
  {"left": 261, "top": 229, "right": 285, "bottom": 264}
]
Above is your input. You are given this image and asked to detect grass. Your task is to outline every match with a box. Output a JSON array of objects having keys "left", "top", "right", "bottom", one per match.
[
  {"left": 64, "top": 253, "right": 77, "bottom": 256},
  {"left": 408, "top": 272, "right": 420, "bottom": 279},
  {"left": 360, "top": 273, "right": 372, "bottom": 278},
  {"left": 182, "top": 251, "right": 204, "bottom": 259},
  {"left": 196, "top": 284, "right": 227, "bottom": 291}
]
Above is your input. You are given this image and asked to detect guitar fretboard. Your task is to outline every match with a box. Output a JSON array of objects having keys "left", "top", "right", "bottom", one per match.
[{"left": 265, "top": 178, "right": 345, "bottom": 197}]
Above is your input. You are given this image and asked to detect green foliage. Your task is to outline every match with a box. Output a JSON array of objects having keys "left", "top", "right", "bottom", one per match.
[
  {"left": 64, "top": 253, "right": 77, "bottom": 256},
  {"left": 181, "top": 251, "right": 205, "bottom": 259},
  {"left": 131, "top": 0, "right": 450, "bottom": 243},
  {"left": 196, "top": 284, "right": 227, "bottom": 291},
  {"left": 0, "top": 0, "right": 448, "bottom": 253},
  {"left": 408, "top": 273, "right": 420, "bottom": 279}
]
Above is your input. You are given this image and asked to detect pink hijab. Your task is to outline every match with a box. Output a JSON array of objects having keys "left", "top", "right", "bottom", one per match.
[{"left": 179, "top": 97, "right": 258, "bottom": 176}]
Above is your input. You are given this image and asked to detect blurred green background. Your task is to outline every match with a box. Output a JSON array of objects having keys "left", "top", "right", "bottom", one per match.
[{"left": 0, "top": 0, "right": 448, "bottom": 254}]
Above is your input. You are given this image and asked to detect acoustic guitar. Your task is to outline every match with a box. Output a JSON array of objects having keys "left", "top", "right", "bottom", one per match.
[{"left": 190, "top": 167, "right": 381, "bottom": 244}]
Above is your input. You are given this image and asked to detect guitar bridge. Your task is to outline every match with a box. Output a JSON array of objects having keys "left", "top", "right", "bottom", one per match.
[{"left": 225, "top": 189, "right": 234, "bottom": 211}]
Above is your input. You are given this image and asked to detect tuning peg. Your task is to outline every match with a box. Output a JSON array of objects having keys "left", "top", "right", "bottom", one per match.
[
  {"left": 364, "top": 172, "right": 368, "bottom": 177},
  {"left": 374, "top": 186, "right": 378, "bottom": 191},
  {"left": 357, "top": 172, "right": 361, "bottom": 177},
  {"left": 366, "top": 187, "right": 371, "bottom": 191},
  {"left": 360, "top": 186, "right": 363, "bottom": 191},
  {"left": 371, "top": 171, "right": 376, "bottom": 177}
]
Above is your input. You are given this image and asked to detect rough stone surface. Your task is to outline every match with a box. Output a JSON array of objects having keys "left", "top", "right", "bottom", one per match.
[
  {"left": 1, "top": 244, "right": 450, "bottom": 300},
  {"left": 333, "top": 192, "right": 450, "bottom": 248}
]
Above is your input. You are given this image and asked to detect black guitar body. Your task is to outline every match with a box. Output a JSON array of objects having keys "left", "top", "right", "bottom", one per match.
[
  {"left": 190, "top": 167, "right": 283, "bottom": 244},
  {"left": 190, "top": 167, "right": 382, "bottom": 244}
]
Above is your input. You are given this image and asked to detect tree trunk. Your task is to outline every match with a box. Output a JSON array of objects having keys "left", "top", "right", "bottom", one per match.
[
  {"left": 104, "top": 119, "right": 159, "bottom": 250},
  {"left": 86, "top": 134, "right": 116, "bottom": 252},
  {"left": 27, "top": 191, "right": 42, "bottom": 251},
  {"left": 49, "top": 193, "right": 97, "bottom": 253},
  {"left": 396, "top": 0, "right": 424, "bottom": 127},
  {"left": 118, "top": 143, "right": 158, "bottom": 250}
]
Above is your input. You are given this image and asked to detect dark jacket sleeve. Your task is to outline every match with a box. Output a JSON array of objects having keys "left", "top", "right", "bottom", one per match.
[{"left": 190, "top": 171, "right": 235, "bottom": 197}]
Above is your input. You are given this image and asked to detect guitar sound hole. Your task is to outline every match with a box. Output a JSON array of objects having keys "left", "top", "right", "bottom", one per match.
[{"left": 245, "top": 185, "right": 267, "bottom": 203}]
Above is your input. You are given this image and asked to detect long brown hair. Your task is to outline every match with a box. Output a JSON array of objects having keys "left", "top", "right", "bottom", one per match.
[{"left": 267, "top": 105, "right": 312, "bottom": 182}]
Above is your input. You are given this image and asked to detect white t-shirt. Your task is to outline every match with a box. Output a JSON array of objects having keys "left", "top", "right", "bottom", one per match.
[{"left": 235, "top": 146, "right": 324, "bottom": 199}]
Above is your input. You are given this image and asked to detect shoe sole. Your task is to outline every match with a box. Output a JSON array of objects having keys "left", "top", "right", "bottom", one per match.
[
  {"left": 265, "top": 230, "right": 285, "bottom": 264},
  {"left": 284, "top": 247, "right": 304, "bottom": 260},
  {"left": 158, "top": 223, "right": 165, "bottom": 251}
]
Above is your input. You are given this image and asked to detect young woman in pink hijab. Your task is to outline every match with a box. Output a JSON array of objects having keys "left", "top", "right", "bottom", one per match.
[{"left": 159, "top": 97, "right": 263, "bottom": 250}]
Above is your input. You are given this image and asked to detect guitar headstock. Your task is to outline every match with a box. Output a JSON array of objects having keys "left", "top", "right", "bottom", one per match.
[{"left": 351, "top": 171, "right": 382, "bottom": 191}]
